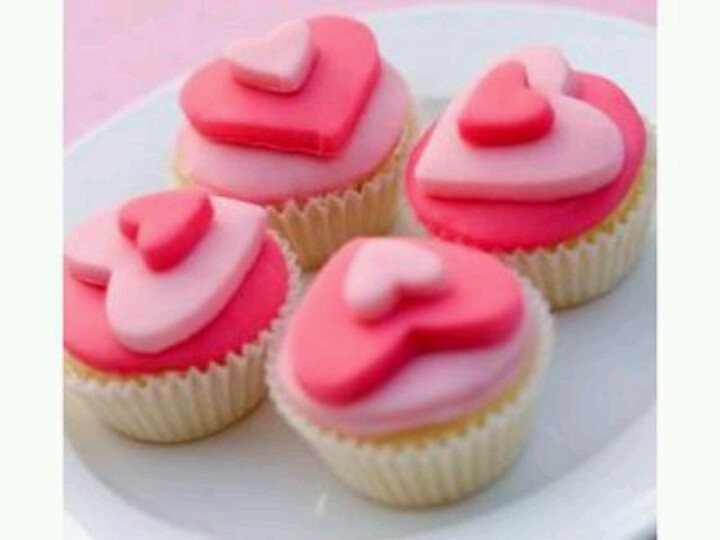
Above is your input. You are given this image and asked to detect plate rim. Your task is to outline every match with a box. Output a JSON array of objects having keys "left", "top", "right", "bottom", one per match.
[{"left": 64, "top": 3, "right": 656, "bottom": 538}]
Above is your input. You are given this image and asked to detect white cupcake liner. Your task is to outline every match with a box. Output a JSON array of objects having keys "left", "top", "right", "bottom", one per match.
[
  {"left": 268, "top": 114, "right": 417, "bottom": 270},
  {"left": 267, "top": 279, "right": 553, "bottom": 507},
  {"left": 64, "top": 237, "right": 302, "bottom": 443},
  {"left": 500, "top": 168, "right": 654, "bottom": 310}
]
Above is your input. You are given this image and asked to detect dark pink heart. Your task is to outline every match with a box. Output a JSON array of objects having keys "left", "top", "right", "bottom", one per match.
[
  {"left": 458, "top": 61, "right": 554, "bottom": 146},
  {"left": 180, "top": 16, "right": 380, "bottom": 157},
  {"left": 118, "top": 190, "right": 213, "bottom": 272}
]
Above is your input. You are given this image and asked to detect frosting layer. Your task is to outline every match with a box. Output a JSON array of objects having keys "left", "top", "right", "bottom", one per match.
[
  {"left": 278, "top": 313, "right": 530, "bottom": 436},
  {"left": 177, "top": 64, "right": 410, "bottom": 205},
  {"left": 285, "top": 238, "right": 524, "bottom": 406},
  {"left": 64, "top": 236, "right": 288, "bottom": 375},
  {"left": 65, "top": 196, "right": 267, "bottom": 354},
  {"left": 406, "top": 72, "right": 646, "bottom": 250}
]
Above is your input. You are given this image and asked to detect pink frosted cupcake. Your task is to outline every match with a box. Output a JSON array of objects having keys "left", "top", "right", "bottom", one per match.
[
  {"left": 405, "top": 46, "right": 654, "bottom": 309},
  {"left": 269, "top": 237, "right": 553, "bottom": 506},
  {"left": 174, "top": 16, "right": 414, "bottom": 270},
  {"left": 64, "top": 190, "right": 298, "bottom": 442}
]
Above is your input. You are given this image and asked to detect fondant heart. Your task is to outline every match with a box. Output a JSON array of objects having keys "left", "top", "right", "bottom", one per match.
[
  {"left": 504, "top": 45, "right": 577, "bottom": 95},
  {"left": 458, "top": 62, "right": 554, "bottom": 146},
  {"left": 416, "top": 48, "right": 624, "bottom": 202},
  {"left": 181, "top": 16, "right": 381, "bottom": 156},
  {"left": 406, "top": 72, "right": 646, "bottom": 251},
  {"left": 65, "top": 195, "right": 267, "bottom": 353},
  {"left": 344, "top": 240, "right": 447, "bottom": 323},
  {"left": 225, "top": 20, "right": 315, "bottom": 94},
  {"left": 288, "top": 239, "right": 524, "bottom": 405},
  {"left": 118, "top": 190, "right": 213, "bottom": 271}
]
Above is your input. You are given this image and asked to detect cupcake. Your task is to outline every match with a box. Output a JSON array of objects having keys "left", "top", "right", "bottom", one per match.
[
  {"left": 405, "top": 46, "right": 654, "bottom": 309},
  {"left": 64, "top": 190, "right": 299, "bottom": 442},
  {"left": 269, "top": 237, "right": 553, "bottom": 506},
  {"left": 174, "top": 16, "right": 415, "bottom": 270}
]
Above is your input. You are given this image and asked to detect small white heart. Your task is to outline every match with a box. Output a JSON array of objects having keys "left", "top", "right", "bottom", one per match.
[
  {"left": 225, "top": 20, "right": 315, "bottom": 94},
  {"left": 344, "top": 239, "right": 447, "bottom": 323}
]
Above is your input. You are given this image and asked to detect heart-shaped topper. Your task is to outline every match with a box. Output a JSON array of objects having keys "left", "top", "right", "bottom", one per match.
[
  {"left": 288, "top": 239, "right": 524, "bottom": 405},
  {"left": 458, "top": 61, "right": 554, "bottom": 146},
  {"left": 344, "top": 239, "right": 447, "bottom": 323},
  {"left": 415, "top": 46, "right": 625, "bottom": 203},
  {"left": 225, "top": 20, "right": 316, "bottom": 94},
  {"left": 180, "top": 16, "right": 381, "bottom": 156},
  {"left": 65, "top": 194, "right": 267, "bottom": 353},
  {"left": 118, "top": 190, "right": 213, "bottom": 272}
]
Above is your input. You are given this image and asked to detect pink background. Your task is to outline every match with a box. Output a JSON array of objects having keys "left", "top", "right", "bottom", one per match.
[{"left": 65, "top": 0, "right": 655, "bottom": 145}]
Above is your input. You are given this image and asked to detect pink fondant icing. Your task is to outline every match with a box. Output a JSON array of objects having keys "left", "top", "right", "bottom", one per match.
[
  {"left": 344, "top": 239, "right": 447, "bottom": 323},
  {"left": 417, "top": 49, "right": 624, "bottom": 202},
  {"left": 65, "top": 195, "right": 267, "bottom": 354},
  {"left": 64, "top": 236, "right": 289, "bottom": 375},
  {"left": 180, "top": 16, "right": 380, "bottom": 156},
  {"left": 278, "top": 312, "right": 530, "bottom": 436},
  {"left": 176, "top": 64, "right": 410, "bottom": 205},
  {"left": 458, "top": 62, "right": 555, "bottom": 147},
  {"left": 406, "top": 72, "right": 646, "bottom": 250},
  {"left": 285, "top": 238, "right": 525, "bottom": 406},
  {"left": 419, "top": 92, "right": 624, "bottom": 202},
  {"left": 225, "top": 20, "right": 315, "bottom": 94},
  {"left": 118, "top": 190, "right": 214, "bottom": 272}
]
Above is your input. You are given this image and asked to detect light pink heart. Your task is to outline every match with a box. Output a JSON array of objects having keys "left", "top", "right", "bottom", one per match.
[
  {"left": 65, "top": 198, "right": 267, "bottom": 353},
  {"left": 503, "top": 45, "right": 577, "bottom": 95},
  {"left": 225, "top": 20, "right": 315, "bottom": 94},
  {"left": 416, "top": 47, "right": 624, "bottom": 202},
  {"left": 343, "top": 239, "right": 447, "bottom": 323}
]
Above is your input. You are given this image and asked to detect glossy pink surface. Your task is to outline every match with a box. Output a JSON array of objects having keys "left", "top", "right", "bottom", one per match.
[
  {"left": 64, "top": 236, "right": 289, "bottom": 374},
  {"left": 64, "top": 195, "right": 270, "bottom": 356},
  {"left": 65, "top": 1, "right": 654, "bottom": 144},
  {"left": 287, "top": 238, "right": 524, "bottom": 405},
  {"left": 407, "top": 72, "right": 646, "bottom": 250}
]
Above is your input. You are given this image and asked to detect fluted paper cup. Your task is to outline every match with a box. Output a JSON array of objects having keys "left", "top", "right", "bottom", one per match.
[
  {"left": 268, "top": 279, "right": 553, "bottom": 507},
  {"left": 64, "top": 238, "right": 301, "bottom": 443}
]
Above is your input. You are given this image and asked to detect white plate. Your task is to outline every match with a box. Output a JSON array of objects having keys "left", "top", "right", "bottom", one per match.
[{"left": 64, "top": 4, "right": 656, "bottom": 539}]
